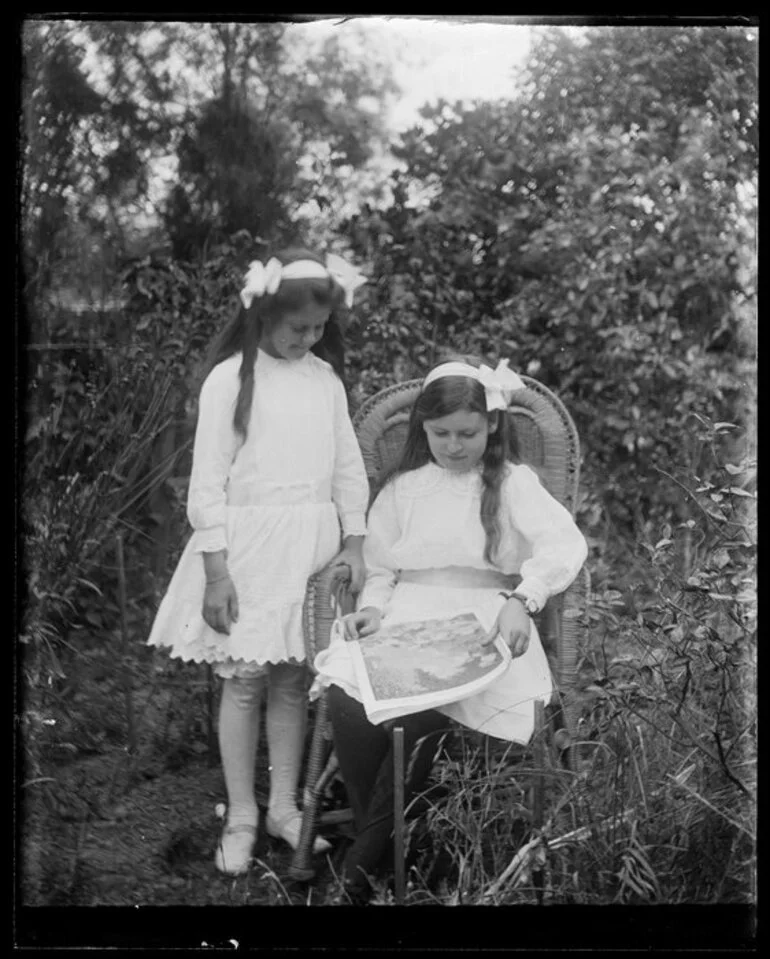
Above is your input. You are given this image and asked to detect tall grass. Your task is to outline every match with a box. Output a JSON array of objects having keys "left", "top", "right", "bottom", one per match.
[
  {"left": 20, "top": 349, "right": 187, "bottom": 672},
  {"left": 381, "top": 664, "right": 754, "bottom": 907},
  {"left": 18, "top": 341, "right": 198, "bottom": 833}
]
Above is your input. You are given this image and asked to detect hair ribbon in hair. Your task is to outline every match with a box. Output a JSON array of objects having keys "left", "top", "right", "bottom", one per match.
[
  {"left": 240, "top": 254, "right": 366, "bottom": 309},
  {"left": 423, "top": 358, "right": 526, "bottom": 411}
]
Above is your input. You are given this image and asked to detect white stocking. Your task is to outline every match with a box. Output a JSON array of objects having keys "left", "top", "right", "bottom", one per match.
[
  {"left": 266, "top": 662, "right": 308, "bottom": 825},
  {"left": 218, "top": 675, "right": 264, "bottom": 828}
]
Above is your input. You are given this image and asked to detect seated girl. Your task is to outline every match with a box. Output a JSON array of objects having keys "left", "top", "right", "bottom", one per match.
[{"left": 312, "top": 355, "right": 588, "bottom": 902}]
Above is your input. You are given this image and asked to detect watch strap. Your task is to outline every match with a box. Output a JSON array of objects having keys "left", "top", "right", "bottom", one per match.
[{"left": 501, "top": 591, "right": 539, "bottom": 616}]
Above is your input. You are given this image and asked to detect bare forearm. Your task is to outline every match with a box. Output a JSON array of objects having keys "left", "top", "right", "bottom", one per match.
[{"left": 202, "top": 550, "right": 229, "bottom": 582}]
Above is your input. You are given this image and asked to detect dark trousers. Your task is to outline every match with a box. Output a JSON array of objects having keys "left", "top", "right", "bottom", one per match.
[{"left": 328, "top": 684, "right": 452, "bottom": 894}]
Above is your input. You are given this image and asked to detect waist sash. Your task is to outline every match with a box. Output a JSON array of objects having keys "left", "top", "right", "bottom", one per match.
[{"left": 398, "top": 566, "right": 521, "bottom": 591}]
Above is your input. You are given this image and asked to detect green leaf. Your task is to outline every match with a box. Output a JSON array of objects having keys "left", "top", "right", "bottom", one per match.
[{"left": 710, "top": 548, "right": 731, "bottom": 569}]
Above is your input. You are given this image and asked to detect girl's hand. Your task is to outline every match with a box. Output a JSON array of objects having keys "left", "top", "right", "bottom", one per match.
[
  {"left": 330, "top": 540, "right": 367, "bottom": 593},
  {"left": 484, "top": 597, "right": 531, "bottom": 659},
  {"left": 342, "top": 607, "right": 382, "bottom": 641},
  {"left": 202, "top": 576, "right": 239, "bottom": 635}
]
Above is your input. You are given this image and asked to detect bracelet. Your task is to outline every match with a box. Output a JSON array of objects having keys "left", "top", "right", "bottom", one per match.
[
  {"left": 205, "top": 573, "right": 230, "bottom": 586},
  {"left": 499, "top": 591, "right": 538, "bottom": 617}
]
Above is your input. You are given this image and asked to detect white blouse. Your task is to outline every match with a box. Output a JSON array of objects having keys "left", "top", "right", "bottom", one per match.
[{"left": 357, "top": 461, "right": 588, "bottom": 613}]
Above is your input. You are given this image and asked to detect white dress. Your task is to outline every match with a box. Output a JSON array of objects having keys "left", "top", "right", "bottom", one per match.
[
  {"left": 147, "top": 349, "right": 369, "bottom": 678},
  {"left": 313, "top": 461, "right": 588, "bottom": 743}
]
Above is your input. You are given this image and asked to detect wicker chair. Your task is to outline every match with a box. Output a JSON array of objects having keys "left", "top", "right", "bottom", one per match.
[{"left": 290, "top": 374, "right": 590, "bottom": 883}]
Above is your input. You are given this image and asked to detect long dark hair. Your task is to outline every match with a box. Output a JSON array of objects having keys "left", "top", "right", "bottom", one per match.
[
  {"left": 390, "top": 355, "right": 522, "bottom": 564},
  {"left": 202, "top": 247, "right": 348, "bottom": 441}
]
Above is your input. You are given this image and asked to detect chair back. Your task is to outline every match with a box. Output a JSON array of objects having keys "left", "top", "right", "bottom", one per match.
[{"left": 352, "top": 375, "right": 581, "bottom": 516}]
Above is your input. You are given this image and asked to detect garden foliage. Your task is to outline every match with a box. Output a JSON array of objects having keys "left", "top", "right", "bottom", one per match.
[
  {"left": 19, "top": 23, "right": 756, "bottom": 907},
  {"left": 343, "top": 25, "right": 756, "bottom": 530}
]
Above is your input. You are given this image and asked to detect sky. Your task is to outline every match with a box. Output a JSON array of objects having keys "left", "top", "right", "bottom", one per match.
[{"left": 289, "top": 16, "right": 538, "bottom": 131}]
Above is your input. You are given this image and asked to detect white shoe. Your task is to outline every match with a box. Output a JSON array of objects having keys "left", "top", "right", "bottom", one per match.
[
  {"left": 215, "top": 823, "right": 258, "bottom": 875},
  {"left": 266, "top": 810, "right": 331, "bottom": 854}
]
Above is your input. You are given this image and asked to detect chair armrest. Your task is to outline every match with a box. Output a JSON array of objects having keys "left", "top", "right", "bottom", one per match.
[
  {"left": 541, "top": 564, "right": 591, "bottom": 765},
  {"left": 556, "top": 564, "right": 590, "bottom": 698},
  {"left": 302, "top": 561, "right": 356, "bottom": 666}
]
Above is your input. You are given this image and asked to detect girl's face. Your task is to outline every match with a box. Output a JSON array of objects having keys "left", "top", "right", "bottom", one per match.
[
  {"left": 422, "top": 409, "right": 492, "bottom": 472},
  {"left": 259, "top": 302, "right": 330, "bottom": 361}
]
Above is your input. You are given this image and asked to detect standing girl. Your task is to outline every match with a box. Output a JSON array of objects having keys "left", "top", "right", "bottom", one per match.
[
  {"left": 312, "top": 355, "right": 588, "bottom": 902},
  {"left": 147, "top": 248, "right": 370, "bottom": 875}
]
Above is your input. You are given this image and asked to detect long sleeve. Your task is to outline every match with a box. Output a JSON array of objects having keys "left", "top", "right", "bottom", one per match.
[
  {"left": 356, "top": 480, "right": 401, "bottom": 612},
  {"left": 504, "top": 465, "right": 588, "bottom": 610},
  {"left": 331, "top": 377, "right": 369, "bottom": 538},
  {"left": 186, "top": 361, "right": 241, "bottom": 553}
]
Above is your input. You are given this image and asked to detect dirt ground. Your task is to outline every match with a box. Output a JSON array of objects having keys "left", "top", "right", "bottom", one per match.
[
  {"left": 18, "top": 643, "right": 358, "bottom": 916},
  {"left": 20, "top": 753, "right": 340, "bottom": 908}
]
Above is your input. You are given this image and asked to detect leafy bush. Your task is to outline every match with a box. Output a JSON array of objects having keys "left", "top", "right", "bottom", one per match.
[{"left": 342, "top": 25, "right": 757, "bottom": 534}]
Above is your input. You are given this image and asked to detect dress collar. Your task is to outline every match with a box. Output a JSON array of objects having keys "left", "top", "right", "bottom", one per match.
[
  {"left": 256, "top": 348, "right": 312, "bottom": 368},
  {"left": 425, "top": 461, "right": 483, "bottom": 484}
]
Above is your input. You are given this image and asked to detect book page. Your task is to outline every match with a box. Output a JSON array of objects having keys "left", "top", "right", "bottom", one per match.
[{"left": 348, "top": 611, "right": 512, "bottom": 724}]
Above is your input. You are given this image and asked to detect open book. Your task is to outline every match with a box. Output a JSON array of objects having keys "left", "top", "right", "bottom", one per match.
[{"left": 348, "top": 611, "right": 512, "bottom": 725}]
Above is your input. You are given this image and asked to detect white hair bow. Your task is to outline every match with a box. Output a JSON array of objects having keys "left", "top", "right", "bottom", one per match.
[
  {"left": 324, "top": 253, "right": 367, "bottom": 308},
  {"left": 240, "top": 258, "right": 283, "bottom": 309},
  {"left": 239, "top": 253, "right": 367, "bottom": 310},
  {"left": 477, "top": 359, "right": 526, "bottom": 411}
]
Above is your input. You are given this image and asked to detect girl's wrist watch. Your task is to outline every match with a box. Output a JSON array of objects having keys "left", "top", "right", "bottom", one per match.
[{"left": 504, "top": 591, "right": 540, "bottom": 616}]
